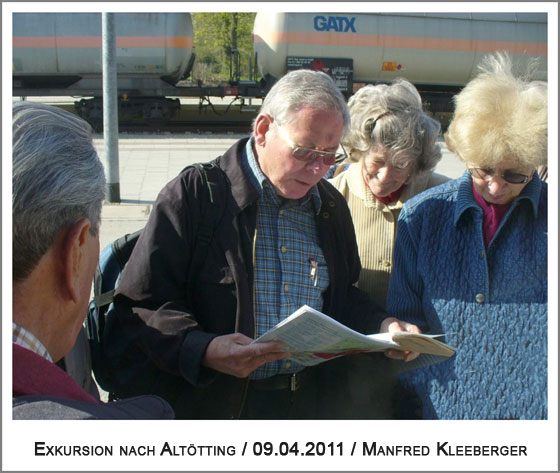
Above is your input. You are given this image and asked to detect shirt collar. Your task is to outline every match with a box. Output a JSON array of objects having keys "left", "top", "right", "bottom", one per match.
[
  {"left": 12, "top": 322, "right": 53, "bottom": 362},
  {"left": 243, "top": 137, "right": 322, "bottom": 214},
  {"left": 243, "top": 137, "right": 266, "bottom": 194},
  {"left": 454, "top": 170, "right": 542, "bottom": 226}
]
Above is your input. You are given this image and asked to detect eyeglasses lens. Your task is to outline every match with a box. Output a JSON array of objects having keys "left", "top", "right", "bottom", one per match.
[
  {"left": 279, "top": 125, "right": 346, "bottom": 166},
  {"left": 470, "top": 168, "right": 528, "bottom": 184},
  {"left": 292, "top": 148, "right": 314, "bottom": 160},
  {"left": 292, "top": 148, "right": 337, "bottom": 166},
  {"left": 502, "top": 172, "right": 528, "bottom": 184}
]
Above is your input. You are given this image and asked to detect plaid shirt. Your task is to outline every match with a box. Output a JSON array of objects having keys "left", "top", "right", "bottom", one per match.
[
  {"left": 243, "top": 139, "right": 330, "bottom": 379},
  {"left": 12, "top": 322, "right": 53, "bottom": 362}
]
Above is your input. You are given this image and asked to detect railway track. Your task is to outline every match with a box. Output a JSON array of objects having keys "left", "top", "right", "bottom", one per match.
[
  {"left": 21, "top": 97, "right": 259, "bottom": 133},
  {"left": 19, "top": 96, "right": 454, "bottom": 133}
]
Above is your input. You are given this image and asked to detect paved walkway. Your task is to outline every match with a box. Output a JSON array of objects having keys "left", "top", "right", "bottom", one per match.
[{"left": 95, "top": 134, "right": 242, "bottom": 248}]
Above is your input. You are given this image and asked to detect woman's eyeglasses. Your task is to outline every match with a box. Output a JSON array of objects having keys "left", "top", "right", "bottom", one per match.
[
  {"left": 467, "top": 167, "right": 531, "bottom": 185},
  {"left": 277, "top": 126, "right": 347, "bottom": 166}
]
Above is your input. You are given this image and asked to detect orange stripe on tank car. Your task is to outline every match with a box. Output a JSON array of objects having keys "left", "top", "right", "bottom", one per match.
[
  {"left": 56, "top": 37, "right": 102, "bottom": 48},
  {"left": 255, "top": 32, "right": 547, "bottom": 55},
  {"left": 116, "top": 36, "right": 193, "bottom": 48},
  {"left": 13, "top": 36, "right": 193, "bottom": 49},
  {"left": 380, "top": 35, "right": 547, "bottom": 55},
  {"left": 13, "top": 36, "right": 57, "bottom": 48}
]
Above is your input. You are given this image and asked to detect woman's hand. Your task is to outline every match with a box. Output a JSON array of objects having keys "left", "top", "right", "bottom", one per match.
[{"left": 380, "top": 316, "right": 422, "bottom": 362}]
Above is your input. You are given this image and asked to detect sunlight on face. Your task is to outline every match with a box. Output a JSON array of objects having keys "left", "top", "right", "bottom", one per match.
[{"left": 362, "top": 146, "right": 415, "bottom": 197}]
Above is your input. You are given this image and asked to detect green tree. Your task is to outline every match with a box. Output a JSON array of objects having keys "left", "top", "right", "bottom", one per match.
[{"left": 191, "top": 13, "right": 256, "bottom": 84}]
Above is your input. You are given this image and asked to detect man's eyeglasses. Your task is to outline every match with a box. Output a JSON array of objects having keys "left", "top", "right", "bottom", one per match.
[
  {"left": 467, "top": 167, "right": 531, "bottom": 185},
  {"left": 277, "top": 125, "right": 347, "bottom": 166}
]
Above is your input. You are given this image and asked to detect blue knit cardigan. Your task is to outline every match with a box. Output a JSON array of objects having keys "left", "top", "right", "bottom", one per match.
[{"left": 387, "top": 171, "right": 547, "bottom": 419}]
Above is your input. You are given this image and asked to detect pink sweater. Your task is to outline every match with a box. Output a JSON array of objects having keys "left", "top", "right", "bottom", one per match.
[{"left": 472, "top": 182, "right": 511, "bottom": 247}]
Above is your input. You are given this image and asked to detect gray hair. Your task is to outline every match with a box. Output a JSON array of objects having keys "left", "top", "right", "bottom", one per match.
[
  {"left": 445, "top": 52, "right": 547, "bottom": 169},
  {"left": 13, "top": 101, "right": 106, "bottom": 282},
  {"left": 342, "top": 79, "right": 442, "bottom": 175},
  {"left": 255, "top": 69, "right": 351, "bottom": 133}
]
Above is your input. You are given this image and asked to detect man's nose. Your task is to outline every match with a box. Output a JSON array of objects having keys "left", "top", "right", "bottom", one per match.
[{"left": 305, "top": 155, "right": 326, "bottom": 172}]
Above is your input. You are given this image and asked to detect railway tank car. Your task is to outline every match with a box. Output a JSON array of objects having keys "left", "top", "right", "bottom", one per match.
[
  {"left": 253, "top": 12, "right": 547, "bottom": 110},
  {"left": 13, "top": 12, "right": 195, "bottom": 123},
  {"left": 12, "top": 12, "right": 548, "bottom": 129}
]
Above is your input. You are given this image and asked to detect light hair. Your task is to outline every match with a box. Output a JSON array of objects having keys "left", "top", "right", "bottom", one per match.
[
  {"left": 342, "top": 79, "right": 442, "bottom": 175},
  {"left": 254, "top": 69, "right": 350, "bottom": 134},
  {"left": 13, "top": 101, "right": 106, "bottom": 282},
  {"left": 445, "top": 52, "right": 547, "bottom": 169}
]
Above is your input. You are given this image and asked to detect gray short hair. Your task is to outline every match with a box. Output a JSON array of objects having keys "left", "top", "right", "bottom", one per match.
[
  {"left": 13, "top": 101, "right": 106, "bottom": 281},
  {"left": 445, "top": 52, "right": 547, "bottom": 169},
  {"left": 255, "top": 69, "right": 350, "bottom": 133},
  {"left": 342, "top": 79, "right": 442, "bottom": 175}
]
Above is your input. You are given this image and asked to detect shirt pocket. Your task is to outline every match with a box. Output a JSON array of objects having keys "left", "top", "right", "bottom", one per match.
[{"left": 309, "top": 253, "right": 330, "bottom": 293}]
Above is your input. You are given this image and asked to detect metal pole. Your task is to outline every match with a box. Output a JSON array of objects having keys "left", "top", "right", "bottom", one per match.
[{"left": 102, "top": 12, "right": 120, "bottom": 203}]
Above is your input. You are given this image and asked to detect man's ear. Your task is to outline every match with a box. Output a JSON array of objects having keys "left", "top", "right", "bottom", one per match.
[
  {"left": 59, "top": 218, "right": 92, "bottom": 303},
  {"left": 254, "top": 113, "right": 273, "bottom": 147}
]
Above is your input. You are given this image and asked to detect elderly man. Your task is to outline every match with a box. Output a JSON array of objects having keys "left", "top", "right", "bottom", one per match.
[
  {"left": 105, "top": 70, "right": 419, "bottom": 419},
  {"left": 12, "top": 101, "right": 173, "bottom": 419}
]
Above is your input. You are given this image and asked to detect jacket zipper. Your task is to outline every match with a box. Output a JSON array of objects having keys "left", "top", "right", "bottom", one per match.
[{"left": 235, "top": 226, "right": 259, "bottom": 419}]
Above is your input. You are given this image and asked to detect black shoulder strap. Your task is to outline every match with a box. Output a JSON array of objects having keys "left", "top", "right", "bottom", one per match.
[
  {"left": 112, "top": 230, "right": 142, "bottom": 269},
  {"left": 91, "top": 230, "right": 142, "bottom": 308},
  {"left": 187, "top": 158, "right": 227, "bottom": 291}
]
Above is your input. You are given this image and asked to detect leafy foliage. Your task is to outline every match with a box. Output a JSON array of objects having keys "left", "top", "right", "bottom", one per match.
[{"left": 191, "top": 13, "right": 257, "bottom": 84}]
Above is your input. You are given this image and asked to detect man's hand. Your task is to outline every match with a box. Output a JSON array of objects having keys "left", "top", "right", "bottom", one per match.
[
  {"left": 202, "top": 333, "right": 290, "bottom": 378},
  {"left": 380, "top": 316, "right": 422, "bottom": 362}
]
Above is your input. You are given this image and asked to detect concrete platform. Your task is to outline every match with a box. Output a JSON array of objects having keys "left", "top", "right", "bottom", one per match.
[{"left": 95, "top": 134, "right": 243, "bottom": 248}]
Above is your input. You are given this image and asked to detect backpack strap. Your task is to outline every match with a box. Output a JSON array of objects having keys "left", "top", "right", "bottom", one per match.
[
  {"left": 112, "top": 230, "right": 142, "bottom": 270},
  {"left": 187, "top": 158, "right": 228, "bottom": 292},
  {"left": 91, "top": 230, "right": 142, "bottom": 310},
  {"left": 92, "top": 289, "right": 116, "bottom": 309}
]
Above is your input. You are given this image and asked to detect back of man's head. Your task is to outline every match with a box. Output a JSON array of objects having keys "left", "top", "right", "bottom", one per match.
[
  {"left": 256, "top": 69, "right": 350, "bottom": 133},
  {"left": 12, "top": 102, "right": 106, "bottom": 282}
]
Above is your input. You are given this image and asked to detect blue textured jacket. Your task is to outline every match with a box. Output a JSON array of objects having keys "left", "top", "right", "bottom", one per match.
[{"left": 387, "top": 171, "right": 547, "bottom": 419}]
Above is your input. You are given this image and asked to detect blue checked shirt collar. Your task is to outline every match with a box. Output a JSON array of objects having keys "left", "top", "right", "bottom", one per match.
[{"left": 13, "top": 322, "right": 53, "bottom": 362}]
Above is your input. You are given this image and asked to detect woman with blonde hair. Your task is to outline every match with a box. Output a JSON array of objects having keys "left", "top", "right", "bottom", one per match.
[{"left": 387, "top": 52, "right": 547, "bottom": 419}]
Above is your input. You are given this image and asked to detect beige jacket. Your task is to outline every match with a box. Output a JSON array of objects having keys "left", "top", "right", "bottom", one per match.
[{"left": 329, "top": 162, "right": 449, "bottom": 309}]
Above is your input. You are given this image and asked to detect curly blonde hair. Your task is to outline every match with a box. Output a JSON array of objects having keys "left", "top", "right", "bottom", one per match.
[{"left": 445, "top": 52, "right": 547, "bottom": 169}]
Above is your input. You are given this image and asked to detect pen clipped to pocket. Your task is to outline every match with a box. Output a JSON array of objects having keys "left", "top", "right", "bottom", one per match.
[{"left": 309, "top": 257, "right": 318, "bottom": 286}]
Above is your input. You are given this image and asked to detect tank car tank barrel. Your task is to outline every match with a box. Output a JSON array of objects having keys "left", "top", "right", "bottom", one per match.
[{"left": 102, "top": 13, "right": 121, "bottom": 203}]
